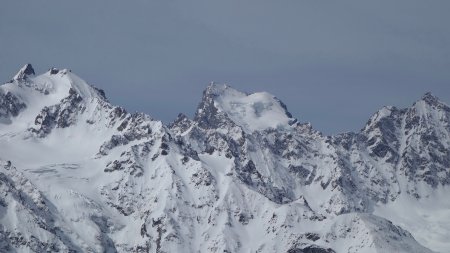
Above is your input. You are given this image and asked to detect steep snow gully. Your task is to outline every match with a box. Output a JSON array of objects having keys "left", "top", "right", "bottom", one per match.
[{"left": 0, "top": 64, "right": 449, "bottom": 253}]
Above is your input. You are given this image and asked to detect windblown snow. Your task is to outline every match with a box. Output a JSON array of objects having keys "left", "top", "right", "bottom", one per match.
[{"left": 0, "top": 64, "right": 449, "bottom": 253}]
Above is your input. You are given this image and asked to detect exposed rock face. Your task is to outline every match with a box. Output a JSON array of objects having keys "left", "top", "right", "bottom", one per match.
[
  {"left": 31, "top": 88, "right": 85, "bottom": 137},
  {"left": 0, "top": 65, "right": 448, "bottom": 252},
  {"left": 0, "top": 91, "right": 26, "bottom": 120},
  {"left": 13, "top": 63, "right": 35, "bottom": 80}
]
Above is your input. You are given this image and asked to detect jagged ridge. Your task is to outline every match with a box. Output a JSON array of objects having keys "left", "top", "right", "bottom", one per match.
[{"left": 0, "top": 64, "right": 448, "bottom": 253}]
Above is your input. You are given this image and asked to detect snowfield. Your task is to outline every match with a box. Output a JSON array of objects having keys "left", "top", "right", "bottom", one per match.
[{"left": 0, "top": 64, "right": 449, "bottom": 253}]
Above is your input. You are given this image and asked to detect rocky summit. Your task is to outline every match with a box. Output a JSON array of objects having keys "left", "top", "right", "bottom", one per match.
[{"left": 0, "top": 64, "right": 449, "bottom": 253}]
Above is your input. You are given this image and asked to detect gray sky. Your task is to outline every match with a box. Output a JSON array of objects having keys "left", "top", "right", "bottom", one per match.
[{"left": 1, "top": 0, "right": 449, "bottom": 134}]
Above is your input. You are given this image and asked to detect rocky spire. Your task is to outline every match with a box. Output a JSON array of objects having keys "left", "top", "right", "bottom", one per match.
[{"left": 13, "top": 63, "right": 35, "bottom": 80}]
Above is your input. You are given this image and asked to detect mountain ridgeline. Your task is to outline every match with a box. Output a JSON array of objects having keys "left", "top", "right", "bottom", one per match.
[{"left": 0, "top": 64, "right": 449, "bottom": 253}]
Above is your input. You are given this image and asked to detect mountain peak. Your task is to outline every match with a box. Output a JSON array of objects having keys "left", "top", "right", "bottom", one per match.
[
  {"left": 204, "top": 82, "right": 231, "bottom": 97},
  {"left": 413, "top": 92, "right": 450, "bottom": 115},
  {"left": 1, "top": 65, "right": 449, "bottom": 252},
  {"left": 195, "top": 83, "right": 296, "bottom": 132},
  {"left": 13, "top": 63, "right": 35, "bottom": 80},
  {"left": 420, "top": 92, "right": 440, "bottom": 105}
]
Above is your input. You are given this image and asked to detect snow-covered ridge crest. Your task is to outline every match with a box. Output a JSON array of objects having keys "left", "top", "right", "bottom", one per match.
[
  {"left": 1, "top": 65, "right": 450, "bottom": 252},
  {"left": 8, "top": 63, "right": 106, "bottom": 102},
  {"left": 195, "top": 82, "right": 297, "bottom": 133},
  {"left": 0, "top": 64, "right": 109, "bottom": 133}
]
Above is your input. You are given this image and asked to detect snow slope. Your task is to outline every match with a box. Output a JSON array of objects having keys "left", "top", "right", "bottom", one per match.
[{"left": 0, "top": 64, "right": 448, "bottom": 253}]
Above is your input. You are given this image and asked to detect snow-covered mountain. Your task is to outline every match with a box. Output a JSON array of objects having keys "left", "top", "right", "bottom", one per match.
[{"left": 0, "top": 64, "right": 449, "bottom": 253}]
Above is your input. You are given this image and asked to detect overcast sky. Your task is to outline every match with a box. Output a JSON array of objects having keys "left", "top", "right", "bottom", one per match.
[{"left": 1, "top": 0, "right": 449, "bottom": 134}]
